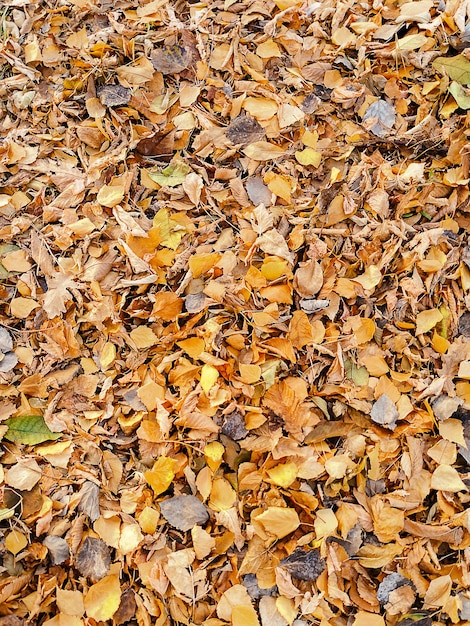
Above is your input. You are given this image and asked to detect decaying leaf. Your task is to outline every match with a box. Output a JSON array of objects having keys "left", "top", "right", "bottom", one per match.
[
  {"left": 226, "top": 116, "right": 265, "bottom": 145},
  {"left": 76, "top": 538, "right": 111, "bottom": 582},
  {"left": 4, "top": 0, "right": 470, "bottom": 622},
  {"left": 280, "top": 548, "right": 325, "bottom": 581},
  {"left": 370, "top": 394, "right": 399, "bottom": 430},
  {"left": 159, "top": 495, "right": 209, "bottom": 531}
]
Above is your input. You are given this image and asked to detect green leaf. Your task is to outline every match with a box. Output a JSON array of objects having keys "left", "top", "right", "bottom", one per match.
[
  {"left": 344, "top": 359, "right": 369, "bottom": 386},
  {"left": 4, "top": 415, "right": 61, "bottom": 445},
  {"left": 433, "top": 54, "right": 470, "bottom": 85},
  {"left": 0, "top": 244, "right": 20, "bottom": 279},
  {"left": 148, "top": 161, "right": 191, "bottom": 187},
  {"left": 449, "top": 81, "right": 470, "bottom": 109}
]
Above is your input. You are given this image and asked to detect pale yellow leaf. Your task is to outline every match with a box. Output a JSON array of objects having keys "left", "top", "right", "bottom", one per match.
[
  {"left": 431, "top": 464, "right": 467, "bottom": 492},
  {"left": 415, "top": 308, "right": 443, "bottom": 335},
  {"left": 84, "top": 575, "right": 121, "bottom": 621},
  {"left": 10, "top": 297, "right": 40, "bottom": 319},
  {"left": 423, "top": 575, "right": 452, "bottom": 609},
  {"left": 243, "top": 142, "right": 285, "bottom": 160},
  {"left": 130, "top": 326, "right": 158, "bottom": 349}
]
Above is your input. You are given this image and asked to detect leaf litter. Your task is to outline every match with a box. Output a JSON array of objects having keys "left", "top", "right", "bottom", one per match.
[{"left": 2, "top": 0, "right": 470, "bottom": 624}]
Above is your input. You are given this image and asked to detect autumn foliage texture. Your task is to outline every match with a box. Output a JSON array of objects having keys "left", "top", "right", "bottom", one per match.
[{"left": 2, "top": 0, "right": 470, "bottom": 625}]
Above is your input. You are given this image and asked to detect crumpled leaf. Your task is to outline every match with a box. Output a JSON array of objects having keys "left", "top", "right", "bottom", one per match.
[
  {"left": 280, "top": 548, "right": 325, "bottom": 581},
  {"left": 77, "top": 481, "right": 100, "bottom": 521},
  {"left": 151, "top": 45, "right": 190, "bottom": 74}
]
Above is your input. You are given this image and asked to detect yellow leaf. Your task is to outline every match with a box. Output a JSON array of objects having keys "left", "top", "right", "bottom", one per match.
[
  {"left": 439, "top": 418, "right": 466, "bottom": 446},
  {"left": 427, "top": 440, "right": 457, "bottom": 465},
  {"left": 295, "top": 148, "right": 322, "bottom": 167},
  {"left": 353, "top": 612, "right": 385, "bottom": 626},
  {"left": 56, "top": 588, "right": 85, "bottom": 617},
  {"left": 415, "top": 308, "right": 443, "bottom": 335},
  {"left": 138, "top": 506, "right": 160, "bottom": 534},
  {"left": 144, "top": 456, "right": 177, "bottom": 495},
  {"left": 119, "top": 523, "right": 143, "bottom": 554},
  {"left": 232, "top": 604, "right": 260, "bottom": 626},
  {"left": 200, "top": 364, "right": 219, "bottom": 394},
  {"left": 115, "top": 56, "right": 155, "bottom": 86},
  {"left": 189, "top": 253, "right": 221, "bottom": 278},
  {"left": 301, "top": 129, "right": 318, "bottom": 148},
  {"left": 277, "top": 103, "right": 304, "bottom": 128},
  {"left": 5, "top": 530, "right": 28, "bottom": 555},
  {"left": 97, "top": 184, "right": 124, "bottom": 208},
  {"left": 177, "top": 337, "right": 205, "bottom": 358},
  {"left": 243, "top": 97, "right": 278, "bottom": 121},
  {"left": 314, "top": 508, "right": 338, "bottom": 540},
  {"left": 239, "top": 363, "right": 261, "bottom": 384},
  {"left": 431, "top": 464, "right": 467, "bottom": 492},
  {"left": 332, "top": 26, "right": 355, "bottom": 47},
  {"left": 276, "top": 597, "right": 297, "bottom": 625},
  {"left": 210, "top": 477, "right": 236, "bottom": 511},
  {"left": 256, "top": 507, "right": 299, "bottom": 539},
  {"left": 266, "top": 461, "right": 298, "bottom": 488},
  {"left": 2, "top": 249, "right": 32, "bottom": 273},
  {"left": 84, "top": 575, "right": 121, "bottom": 621},
  {"left": 10, "top": 297, "right": 40, "bottom": 319},
  {"left": 432, "top": 332, "right": 450, "bottom": 353},
  {"left": 356, "top": 543, "right": 403, "bottom": 568},
  {"left": 217, "top": 585, "right": 259, "bottom": 623},
  {"left": 191, "top": 525, "right": 216, "bottom": 559},
  {"left": 99, "top": 342, "right": 116, "bottom": 370},
  {"left": 130, "top": 326, "right": 158, "bottom": 349},
  {"left": 243, "top": 142, "right": 285, "bottom": 161},
  {"left": 153, "top": 208, "right": 185, "bottom": 250},
  {"left": 325, "top": 454, "right": 355, "bottom": 479},
  {"left": 423, "top": 574, "right": 452, "bottom": 609},
  {"left": 204, "top": 441, "right": 225, "bottom": 472},
  {"left": 256, "top": 40, "right": 282, "bottom": 58},
  {"left": 344, "top": 315, "right": 376, "bottom": 344},
  {"left": 353, "top": 265, "right": 382, "bottom": 290},
  {"left": 264, "top": 173, "right": 291, "bottom": 202}
]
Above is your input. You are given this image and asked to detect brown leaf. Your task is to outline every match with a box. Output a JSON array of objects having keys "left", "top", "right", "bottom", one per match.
[{"left": 76, "top": 537, "right": 111, "bottom": 582}]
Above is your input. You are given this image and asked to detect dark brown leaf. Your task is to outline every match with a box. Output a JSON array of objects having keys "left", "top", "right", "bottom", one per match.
[
  {"left": 76, "top": 537, "right": 111, "bottom": 582},
  {"left": 226, "top": 115, "right": 265, "bottom": 145}
]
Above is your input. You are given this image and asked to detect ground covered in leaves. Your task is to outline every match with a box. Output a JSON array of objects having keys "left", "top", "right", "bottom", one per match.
[{"left": 3, "top": 0, "right": 470, "bottom": 624}]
